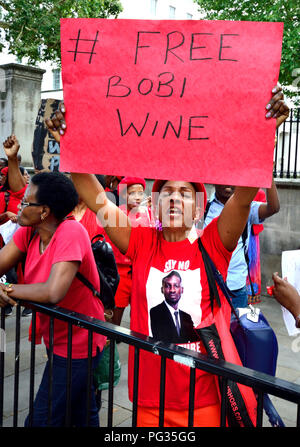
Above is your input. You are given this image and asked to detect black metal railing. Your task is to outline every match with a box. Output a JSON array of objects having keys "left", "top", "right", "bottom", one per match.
[
  {"left": 274, "top": 108, "right": 300, "bottom": 179},
  {"left": 1, "top": 300, "right": 300, "bottom": 428}
]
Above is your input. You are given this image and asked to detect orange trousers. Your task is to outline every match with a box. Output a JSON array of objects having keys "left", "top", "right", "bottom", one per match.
[{"left": 137, "top": 403, "right": 220, "bottom": 427}]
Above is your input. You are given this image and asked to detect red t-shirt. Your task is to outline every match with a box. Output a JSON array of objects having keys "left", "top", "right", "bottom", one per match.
[
  {"left": 113, "top": 204, "right": 152, "bottom": 266},
  {"left": 79, "top": 207, "right": 103, "bottom": 241},
  {"left": 125, "top": 217, "right": 232, "bottom": 409},
  {"left": 13, "top": 219, "right": 106, "bottom": 358},
  {"left": 97, "top": 204, "right": 152, "bottom": 267},
  {"left": 0, "top": 185, "right": 27, "bottom": 216}
]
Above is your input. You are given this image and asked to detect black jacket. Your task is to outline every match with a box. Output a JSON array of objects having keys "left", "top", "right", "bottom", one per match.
[{"left": 150, "top": 301, "right": 197, "bottom": 343}]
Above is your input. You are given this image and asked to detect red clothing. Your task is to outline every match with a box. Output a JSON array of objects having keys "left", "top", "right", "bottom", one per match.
[
  {"left": 137, "top": 403, "right": 220, "bottom": 427},
  {"left": 79, "top": 207, "right": 103, "bottom": 240},
  {"left": 125, "top": 217, "right": 232, "bottom": 409},
  {"left": 97, "top": 204, "right": 152, "bottom": 266},
  {"left": 113, "top": 204, "right": 152, "bottom": 266},
  {"left": 0, "top": 185, "right": 27, "bottom": 216},
  {"left": 14, "top": 219, "right": 106, "bottom": 358},
  {"left": 114, "top": 264, "right": 132, "bottom": 308},
  {"left": 113, "top": 205, "right": 152, "bottom": 307},
  {"left": 252, "top": 189, "right": 266, "bottom": 235},
  {"left": 30, "top": 207, "right": 103, "bottom": 345}
]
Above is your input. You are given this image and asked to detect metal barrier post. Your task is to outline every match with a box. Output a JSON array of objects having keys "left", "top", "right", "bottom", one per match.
[
  {"left": 65, "top": 323, "right": 73, "bottom": 427},
  {"left": 28, "top": 310, "right": 37, "bottom": 427},
  {"left": 0, "top": 308, "right": 5, "bottom": 427},
  {"left": 13, "top": 304, "right": 21, "bottom": 427},
  {"left": 158, "top": 356, "right": 166, "bottom": 427},
  {"left": 107, "top": 339, "right": 116, "bottom": 427}
]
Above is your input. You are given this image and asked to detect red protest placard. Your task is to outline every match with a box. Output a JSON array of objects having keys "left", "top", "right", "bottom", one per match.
[{"left": 60, "top": 19, "right": 283, "bottom": 187}]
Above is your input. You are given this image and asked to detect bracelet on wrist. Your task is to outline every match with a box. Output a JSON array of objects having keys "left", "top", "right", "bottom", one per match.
[{"left": 295, "top": 315, "right": 300, "bottom": 328}]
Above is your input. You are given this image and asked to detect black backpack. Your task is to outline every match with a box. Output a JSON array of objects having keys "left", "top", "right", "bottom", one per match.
[
  {"left": 76, "top": 234, "right": 120, "bottom": 310},
  {"left": 25, "top": 229, "right": 119, "bottom": 310}
]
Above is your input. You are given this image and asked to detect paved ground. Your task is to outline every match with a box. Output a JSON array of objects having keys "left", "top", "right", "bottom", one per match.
[{"left": 2, "top": 294, "right": 300, "bottom": 427}]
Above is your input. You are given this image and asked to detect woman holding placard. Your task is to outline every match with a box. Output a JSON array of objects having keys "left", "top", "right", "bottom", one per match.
[{"left": 45, "top": 86, "right": 289, "bottom": 427}]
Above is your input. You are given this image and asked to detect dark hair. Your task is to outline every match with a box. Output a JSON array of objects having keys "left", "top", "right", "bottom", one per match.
[
  {"left": 162, "top": 270, "right": 182, "bottom": 285},
  {"left": 31, "top": 172, "right": 78, "bottom": 220}
]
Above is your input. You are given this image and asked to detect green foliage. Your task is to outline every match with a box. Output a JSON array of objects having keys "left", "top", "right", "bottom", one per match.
[
  {"left": 194, "top": 0, "right": 300, "bottom": 98},
  {"left": 0, "top": 0, "right": 123, "bottom": 64}
]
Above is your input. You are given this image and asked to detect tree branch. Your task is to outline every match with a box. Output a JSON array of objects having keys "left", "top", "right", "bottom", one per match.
[
  {"left": 0, "top": 1, "right": 11, "bottom": 11},
  {"left": 0, "top": 20, "right": 9, "bottom": 29}
]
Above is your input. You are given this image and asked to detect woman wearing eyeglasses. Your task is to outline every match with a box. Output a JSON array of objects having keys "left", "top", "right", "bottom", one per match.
[{"left": 0, "top": 137, "right": 106, "bottom": 426}]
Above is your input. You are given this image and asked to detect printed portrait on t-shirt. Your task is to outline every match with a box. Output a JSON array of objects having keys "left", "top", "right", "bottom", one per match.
[{"left": 146, "top": 266, "right": 202, "bottom": 345}]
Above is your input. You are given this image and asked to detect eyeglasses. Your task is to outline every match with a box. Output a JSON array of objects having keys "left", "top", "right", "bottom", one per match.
[{"left": 20, "top": 201, "right": 43, "bottom": 209}]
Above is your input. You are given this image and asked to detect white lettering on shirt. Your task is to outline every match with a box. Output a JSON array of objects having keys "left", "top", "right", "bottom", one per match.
[{"left": 164, "top": 259, "right": 190, "bottom": 272}]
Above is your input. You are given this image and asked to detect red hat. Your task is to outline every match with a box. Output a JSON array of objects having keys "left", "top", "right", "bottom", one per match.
[
  {"left": 1, "top": 167, "right": 8, "bottom": 176},
  {"left": 118, "top": 176, "right": 146, "bottom": 195},
  {"left": 152, "top": 179, "right": 207, "bottom": 209}
]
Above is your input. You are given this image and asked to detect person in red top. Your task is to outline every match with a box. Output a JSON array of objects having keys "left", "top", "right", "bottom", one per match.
[
  {"left": 0, "top": 139, "right": 106, "bottom": 426},
  {"left": 72, "top": 195, "right": 103, "bottom": 240},
  {"left": 45, "top": 86, "right": 289, "bottom": 427},
  {"left": 0, "top": 166, "right": 29, "bottom": 225},
  {"left": 0, "top": 137, "right": 31, "bottom": 317},
  {"left": 112, "top": 176, "right": 151, "bottom": 326}
]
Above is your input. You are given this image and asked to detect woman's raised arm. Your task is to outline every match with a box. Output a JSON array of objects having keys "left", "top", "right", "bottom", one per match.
[
  {"left": 217, "top": 85, "right": 289, "bottom": 252},
  {"left": 3, "top": 135, "right": 26, "bottom": 193},
  {"left": 45, "top": 109, "right": 131, "bottom": 254}
]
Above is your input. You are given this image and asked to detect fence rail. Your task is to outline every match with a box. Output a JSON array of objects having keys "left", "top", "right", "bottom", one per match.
[
  {"left": 1, "top": 300, "right": 300, "bottom": 427},
  {"left": 274, "top": 108, "right": 300, "bottom": 179}
]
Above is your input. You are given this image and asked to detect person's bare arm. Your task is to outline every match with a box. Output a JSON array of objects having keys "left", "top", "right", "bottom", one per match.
[
  {"left": 45, "top": 110, "right": 131, "bottom": 254},
  {"left": 0, "top": 239, "right": 24, "bottom": 278},
  {"left": 217, "top": 86, "right": 289, "bottom": 252},
  {"left": 0, "top": 239, "right": 25, "bottom": 307},
  {"left": 217, "top": 186, "right": 258, "bottom": 251},
  {"left": 70, "top": 172, "right": 131, "bottom": 254},
  {"left": 3, "top": 135, "right": 26, "bottom": 192},
  {"left": 258, "top": 178, "right": 280, "bottom": 220},
  {"left": 0, "top": 261, "right": 80, "bottom": 307},
  {"left": 272, "top": 273, "right": 300, "bottom": 320}
]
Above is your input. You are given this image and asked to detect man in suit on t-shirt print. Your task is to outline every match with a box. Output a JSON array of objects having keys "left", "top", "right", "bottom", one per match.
[{"left": 150, "top": 270, "right": 197, "bottom": 343}]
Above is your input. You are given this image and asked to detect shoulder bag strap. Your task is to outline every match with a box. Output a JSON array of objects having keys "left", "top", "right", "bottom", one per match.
[
  {"left": 197, "top": 236, "right": 221, "bottom": 312},
  {"left": 203, "top": 200, "right": 212, "bottom": 221},
  {"left": 241, "top": 223, "right": 256, "bottom": 298},
  {"left": 75, "top": 271, "right": 101, "bottom": 298},
  {"left": 197, "top": 237, "right": 240, "bottom": 322}
]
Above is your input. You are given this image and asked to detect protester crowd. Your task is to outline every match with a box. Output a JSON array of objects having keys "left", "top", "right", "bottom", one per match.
[{"left": 0, "top": 84, "right": 298, "bottom": 428}]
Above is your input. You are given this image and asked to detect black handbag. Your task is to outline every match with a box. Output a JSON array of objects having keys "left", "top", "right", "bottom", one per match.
[{"left": 197, "top": 237, "right": 285, "bottom": 427}]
